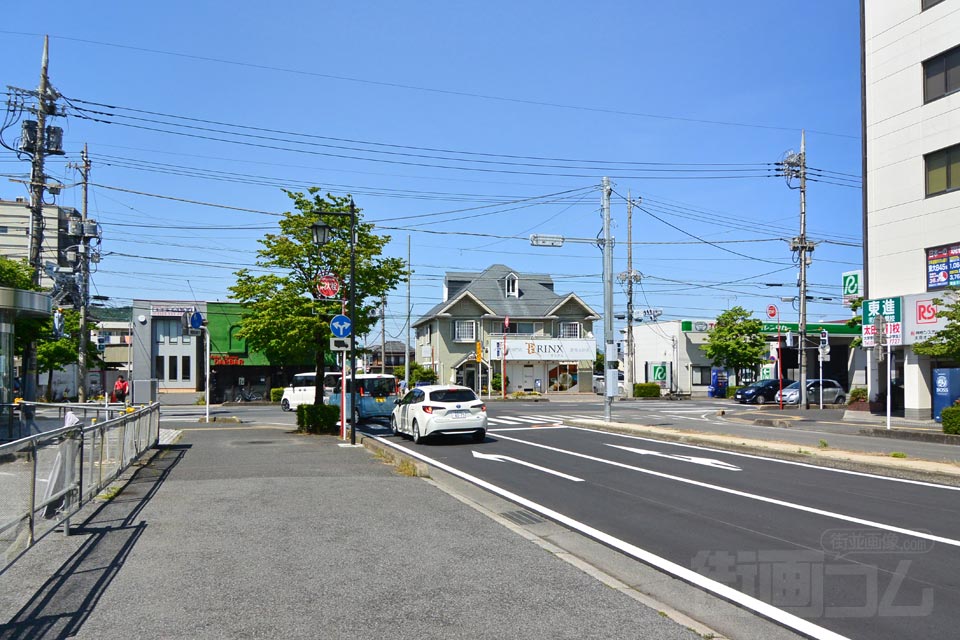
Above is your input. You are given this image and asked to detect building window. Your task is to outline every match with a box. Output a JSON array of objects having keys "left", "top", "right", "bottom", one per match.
[
  {"left": 155, "top": 355, "right": 165, "bottom": 379},
  {"left": 559, "top": 322, "right": 581, "bottom": 338},
  {"left": 182, "top": 356, "right": 191, "bottom": 381},
  {"left": 925, "top": 144, "right": 960, "bottom": 196},
  {"left": 923, "top": 0, "right": 946, "bottom": 10},
  {"left": 505, "top": 273, "right": 518, "bottom": 298},
  {"left": 454, "top": 320, "right": 476, "bottom": 342},
  {"left": 924, "top": 45, "right": 960, "bottom": 103},
  {"left": 169, "top": 356, "right": 178, "bottom": 381},
  {"left": 153, "top": 318, "right": 182, "bottom": 344},
  {"left": 692, "top": 366, "right": 712, "bottom": 386}
]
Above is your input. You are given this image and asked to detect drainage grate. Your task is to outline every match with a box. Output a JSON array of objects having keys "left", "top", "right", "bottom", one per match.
[{"left": 501, "top": 509, "right": 547, "bottom": 526}]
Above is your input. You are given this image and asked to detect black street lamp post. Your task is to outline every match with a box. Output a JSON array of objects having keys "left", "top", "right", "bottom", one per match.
[{"left": 311, "top": 198, "right": 358, "bottom": 444}]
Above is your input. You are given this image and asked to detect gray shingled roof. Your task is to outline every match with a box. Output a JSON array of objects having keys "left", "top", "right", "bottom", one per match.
[{"left": 414, "top": 264, "right": 596, "bottom": 326}]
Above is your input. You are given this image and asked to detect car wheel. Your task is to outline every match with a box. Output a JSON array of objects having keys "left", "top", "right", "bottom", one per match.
[
  {"left": 412, "top": 420, "right": 422, "bottom": 444},
  {"left": 754, "top": 394, "right": 767, "bottom": 405},
  {"left": 472, "top": 429, "right": 485, "bottom": 443},
  {"left": 835, "top": 395, "right": 846, "bottom": 405},
  {"left": 390, "top": 416, "right": 400, "bottom": 436},
  {"left": 281, "top": 398, "right": 290, "bottom": 412}
]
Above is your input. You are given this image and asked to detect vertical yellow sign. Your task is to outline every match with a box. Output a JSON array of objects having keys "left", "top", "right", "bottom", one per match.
[{"left": 475, "top": 341, "right": 483, "bottom": 362}]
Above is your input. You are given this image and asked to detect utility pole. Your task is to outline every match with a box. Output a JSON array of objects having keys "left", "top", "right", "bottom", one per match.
[
  {"left": 404, "top": 236, "right": 411, "bottom": 389},
  {"left": 618, "top": 190, "right": 641, "bottom": 397},
  {"left": 602, "top": 177, "right": 614, "bottom": 423},
  {"left": 780, "top": 131, "right": 814, "bottom": 409},
  {"left": 380, "top": 294, "right": 387, "bottom": 374},
  {"left": 77, "top": 146, "right": 91, "bottom": 403}
]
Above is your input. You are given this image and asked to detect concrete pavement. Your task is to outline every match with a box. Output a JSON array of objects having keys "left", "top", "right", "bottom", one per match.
[{"left": 0, "top": 421, "right": 707, "bottom": 640}]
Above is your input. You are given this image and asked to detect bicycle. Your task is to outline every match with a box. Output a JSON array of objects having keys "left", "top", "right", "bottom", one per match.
[{"left": 234, "top": 387, "right": 263, "bottom": 402}]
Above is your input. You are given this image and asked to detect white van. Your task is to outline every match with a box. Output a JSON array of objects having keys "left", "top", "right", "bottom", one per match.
[{"left": 280, "top": 372, "right": 342, "bottom": 411}]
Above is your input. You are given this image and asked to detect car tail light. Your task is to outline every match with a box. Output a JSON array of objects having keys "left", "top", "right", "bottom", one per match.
[
  {"left": 422, "top": 405, "right": 441, "bottom": 414},
  {"left": 478, "top": 404, "right": 486, "bottom": 412}
]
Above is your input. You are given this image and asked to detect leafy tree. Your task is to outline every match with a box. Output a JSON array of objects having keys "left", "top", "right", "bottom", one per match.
[
  {"left": 913, "top": 289, "right": 960, "bottom": 359},
  {"left": 594, "top": 351, "right": 604, "bottom": 374},
  {"left": 0, "top": 257, "right": 37, "bottom": 291},
  {"left": 393, "top": 362, "right": 436, "bottom": 386},
  {"left": 230, "top": 189, "right": 407, "bottom": 404},
  {"left": 36, "top": 308, "right": 101, "bottom": 401},
  {"left": 701, "top": 306, "right": 768, "bottom": 385},
  {"left": 846, "top": 297, "right": 863, "bottom": 348}
]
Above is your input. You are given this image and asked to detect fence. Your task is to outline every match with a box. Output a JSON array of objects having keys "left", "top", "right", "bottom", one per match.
[{"left": 0, "top": 402, "right": 160, "bottom": 574}]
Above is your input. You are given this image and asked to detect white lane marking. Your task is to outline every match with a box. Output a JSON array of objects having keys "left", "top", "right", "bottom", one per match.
[
  {"left": 607, "top": 444, "right": 741, "bottom": 471},
  {"left": 371, "top": 435, "right": 850, "bottom": 640},
  {"left": 509, "top": 416, "right": 560, "bottom": 424},
  {"left": 486, "top": 417, "right": 527, "bottom": 425},
  {"left": 569, "top": 426, "right": 960, "bottom": 492},
  {"left": 525, "top": 415, "right": 566, "bottom": 422},
  {"left": 489, "top": 426, "right": 569, "bottom": 432},
  {"left": 472, "top": 451, "right": 584, "bottom": 482},
  {"left": 493, "top": 432, "right": 960, "bottom": 549}
]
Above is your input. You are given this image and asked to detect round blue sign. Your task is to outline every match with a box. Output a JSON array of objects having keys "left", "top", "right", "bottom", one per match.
[
  {"left": 331, "top": 314, "right": 352, "bottom": 338},
  {"left": 190, "top": 311, "right": 203, "bottom": 330}
]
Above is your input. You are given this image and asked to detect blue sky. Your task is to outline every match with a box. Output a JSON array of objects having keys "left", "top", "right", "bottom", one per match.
[{"left": 0, "top": 1, "right": 863, "bottom": 344}]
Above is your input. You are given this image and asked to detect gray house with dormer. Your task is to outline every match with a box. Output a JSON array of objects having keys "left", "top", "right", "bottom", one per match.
[{"left": 413, "top": 264, "right": 599, "bottom": 395}]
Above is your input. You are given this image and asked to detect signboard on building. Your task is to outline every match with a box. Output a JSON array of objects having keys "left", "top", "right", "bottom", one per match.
[
  {"left": 862, "top": 296, "right": 902, "bottom": 347},
  {"left": 901, "top": 292, "right": 949, "bottom": 345},
  {"left": 926, "top": 243, "right": 960, "bottom": 291},
  {"left": 841, "top": 270, "right": 863, "bottom": 307},
  {"left": 490, "top": 338, "right": 596, "bottom": 361}
]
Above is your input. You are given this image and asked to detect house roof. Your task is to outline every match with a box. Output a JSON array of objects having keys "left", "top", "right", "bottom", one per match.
[{"left": 414, "top": 264, "right": 598, "bottom": 326}]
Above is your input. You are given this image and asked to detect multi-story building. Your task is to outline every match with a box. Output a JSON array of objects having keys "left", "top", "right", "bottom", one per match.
[
  {"left": 0, "top": 197, "right": 82, "bottom": 289},
  {"left": 413, "top": 264, "right": 598, "bottom": 395},
  {"left": 863, "top": 0, "right": 960, "bottom": 418}
]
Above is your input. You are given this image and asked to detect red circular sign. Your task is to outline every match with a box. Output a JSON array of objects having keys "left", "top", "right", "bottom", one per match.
[
  {"left": 317, "top": 274, "right": 340, "bottom": 298},
  {"left": 766, "top": 304, "right": 778, "bottom": 319}
]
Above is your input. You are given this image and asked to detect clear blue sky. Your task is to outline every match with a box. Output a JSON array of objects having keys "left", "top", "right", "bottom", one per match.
[{"left": 1, "top": 1, "right": 862, "bottom": 344}]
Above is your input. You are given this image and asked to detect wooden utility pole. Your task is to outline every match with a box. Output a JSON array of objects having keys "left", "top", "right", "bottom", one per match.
[{"left": 77, "top": 145, "right": 91, "bottom": 403}]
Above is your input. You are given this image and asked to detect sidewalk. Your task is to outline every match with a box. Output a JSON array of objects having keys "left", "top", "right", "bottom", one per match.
[{"left": 0, "top": 422, "right": 710, "bottom": 640}]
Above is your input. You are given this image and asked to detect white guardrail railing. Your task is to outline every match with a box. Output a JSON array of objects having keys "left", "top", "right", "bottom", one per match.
[{"left": 0, "top": 402, "right": 160, "bottom": 574}]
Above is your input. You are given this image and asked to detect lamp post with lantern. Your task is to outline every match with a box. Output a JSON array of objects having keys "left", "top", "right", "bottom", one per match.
[{"left": 311, "top": 198, "right": 358, "bottom": 445}]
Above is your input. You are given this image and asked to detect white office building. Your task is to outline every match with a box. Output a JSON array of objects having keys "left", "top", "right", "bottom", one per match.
[{"left": 863, "top": 0, "right": 960, "bottom": 418}]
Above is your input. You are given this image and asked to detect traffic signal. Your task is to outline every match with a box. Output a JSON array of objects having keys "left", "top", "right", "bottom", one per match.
[
  {"left": 96, "top": 335, "right": 106, "bottom": 352},
  {"left": 820, "top": 329, "right": 829, "bottom": 346}
]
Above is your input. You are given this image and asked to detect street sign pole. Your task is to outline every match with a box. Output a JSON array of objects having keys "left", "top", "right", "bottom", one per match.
[{"left": 887, "top": 340, "right": 892, "bottom": 431}]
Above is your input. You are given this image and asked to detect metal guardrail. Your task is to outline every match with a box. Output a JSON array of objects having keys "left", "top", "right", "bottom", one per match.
[{"left": 0, "top": 402, "right": 160, "bottom": 574}]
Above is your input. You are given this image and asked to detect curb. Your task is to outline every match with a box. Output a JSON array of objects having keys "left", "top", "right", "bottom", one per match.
[{"left": 859, "top": 427, "right": 960, "bottom": 446}]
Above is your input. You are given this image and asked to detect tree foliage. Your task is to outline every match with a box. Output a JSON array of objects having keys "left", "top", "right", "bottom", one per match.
[
  {"left": 701, "top": 306, "right": 768, "bottom": 384},
  {"left": 230, "top": 190, "right": 407, "bottom": 403},
  {"left": 913, "top": 289, "right": 960, "bottom": 360}
]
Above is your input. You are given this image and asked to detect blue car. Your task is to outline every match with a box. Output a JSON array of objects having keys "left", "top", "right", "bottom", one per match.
[{"left": 733, "top": 379, "right": 795, "bottom": 405}]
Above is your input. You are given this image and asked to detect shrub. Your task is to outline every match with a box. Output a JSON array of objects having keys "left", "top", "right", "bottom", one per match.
[
  {"left": 848, "top": 387, "right": 868, "bottom": 403},
  {"left": 727, "top": 386, "right": 742, "bottom": 399},
  {"left": 942, "top": 406, "right": 960, "bottom": 435},
  {"left": 297, "top": 403, "right": 341, "bottom": 434},
  {"left": 634, "top": 383, "right": 661, "bottom": 398},
  {"left": 270, "top": 387, "right": 284, "bottom": 402},
  {"left": 492, "top": 374, "right": 508, "bottom": 392}
]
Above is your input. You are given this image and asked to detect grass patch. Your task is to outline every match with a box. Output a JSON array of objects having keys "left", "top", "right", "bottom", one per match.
[
  {"left": 797, "top": 448, "right": 811, "bottom": 455},
  {"left": 818, "top": 439, "right": 829, "bottom": 449},
  {"left": 97, "top": 485, "right": 123, "bottom": 501},
  {"left": 396, "top": 459, "right": 418, "bottom": 477},
  {"left": 890, "top": 451, "right": 908, "bottom": 459}
]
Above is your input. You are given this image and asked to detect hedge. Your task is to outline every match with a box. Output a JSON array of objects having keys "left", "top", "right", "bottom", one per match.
[
  {"left": 297, "top": 404, "right": 341, "bottom": 434},
  {"left": 942, "top": 406, "right": 960, "bottom": 435},
  {"left": 270, "top": 387, "right": 284, "bottom": 402},
  {"left": 634, "top": 383, "right": 661, "bottom": 398},
  {"left": 727, "top": 386, "right": 742, "bottom": 399},
  {"left": 847, "top": 387, "right": 868, "bottom": 403}
]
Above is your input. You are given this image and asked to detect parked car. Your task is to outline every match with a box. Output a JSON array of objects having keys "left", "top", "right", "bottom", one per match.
[
  {"left": 280, "top": 371, "right": 343, "bottom": 411},
  {"left": 593, "top": 372, "right": 627, "bottom": 397},
  {"left": 775, "top": 379, "right": 846, "bottom": 405},
  {"left": 733, "top": 379, "right": 795, "bottom": 404},
  {"left": 391, "top": 384, "right": 487, "bottom": 443}
]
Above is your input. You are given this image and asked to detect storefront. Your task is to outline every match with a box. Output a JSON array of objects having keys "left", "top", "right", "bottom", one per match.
[{"left": 490, "top": 337, "right": 596, "bottom": 394}]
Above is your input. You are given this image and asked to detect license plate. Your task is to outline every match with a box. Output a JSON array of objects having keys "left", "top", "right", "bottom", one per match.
[
  {"left": 448, "top": 410, "right": 469, "bottom": 419},
  {"left": 375, "top": 398, "right": 384, "bottom": 403}
]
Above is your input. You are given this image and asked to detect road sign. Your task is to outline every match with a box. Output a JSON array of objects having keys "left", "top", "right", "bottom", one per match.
[
  {"left": 330, "top": 314, "right": 352, "bottom": 338},
  {"left": 316, "top": 274, "right": 340, "bottom": 298},
  {"left": 190, "top": 311, "right": 203, "bottom": 330},
  {"left": 766, "top": 304, "right": 778, "bottom": 319},
  {"left": 330, "top": 337, "right": 352, "bottom": 351},
  {"left": 862, "top": 297, "right": 902, "bottom": 347}
]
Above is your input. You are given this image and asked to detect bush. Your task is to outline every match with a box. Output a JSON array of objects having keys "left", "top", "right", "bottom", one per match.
[
  {"left": 848, "top": 387, "right": 868, "bottom": 403},
  {"left": 297, "top": 403, "right": 341, "bottom": 434},
  {"left": 727, "top": 386, "right": 742, "bottom": 399},
  {"left": 634, "top": 383, "right": 661, "bottom": 398},
  {"left": 270, "top": 387, "right": 284, "bottom": 402},
  {"left": 942, "top": 406, "right": 960, "bottom": 435},
  {"left": 492, "top": 374, "right": 509, "bottom": 392}
]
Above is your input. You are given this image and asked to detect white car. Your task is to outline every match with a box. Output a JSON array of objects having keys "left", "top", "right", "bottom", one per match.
[
  {"left": 592, "top": 372, "right": 627, "bottom": 397},
  {"left": 391, "top": 385, "right": 487, "bottom": 443},
  {"left": 280, "top": 371, "right": 342, "bottom": 411}
]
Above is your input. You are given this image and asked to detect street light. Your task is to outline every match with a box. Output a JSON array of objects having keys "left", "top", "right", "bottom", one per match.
[{"left": 311, "top": 198, "right": 358, "bottom": 445}]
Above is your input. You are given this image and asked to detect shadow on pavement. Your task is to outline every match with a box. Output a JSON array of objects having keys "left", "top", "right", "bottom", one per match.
[{"left": 0, "top": 444, "right": 190, "bottom": 640}]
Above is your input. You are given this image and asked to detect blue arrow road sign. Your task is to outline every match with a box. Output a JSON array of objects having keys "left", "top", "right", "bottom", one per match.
[
  {"left": 331, "top": 314, "right": 352, "bottom": 338},
  {"left": 190, "top": 311, "right": 203, "bottom": 330}
]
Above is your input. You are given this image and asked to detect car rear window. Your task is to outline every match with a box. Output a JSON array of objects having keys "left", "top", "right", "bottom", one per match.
[{"left": 430, "top": 389, "right": 477, "bottom": 403}]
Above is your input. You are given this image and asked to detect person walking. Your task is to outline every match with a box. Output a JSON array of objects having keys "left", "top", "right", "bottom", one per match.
[{"left": 114, "top": 375, "right": 130, "bottom": 404}]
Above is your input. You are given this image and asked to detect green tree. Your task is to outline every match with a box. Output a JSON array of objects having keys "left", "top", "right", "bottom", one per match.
[
  {"left": 913, "top": 289, "right": 960, "bottom": 359},
  {"left": 230, "top": 190, "right": 406, "bottom": 404},
  {"left": 701, "top": 306, "right": 768, "bottom": 385},
  {"left": 392, "top": 362, "right": 437, "bottom": 386},
  {"left": 847, "top": 297, "right": 864, "bottom": 348}
]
